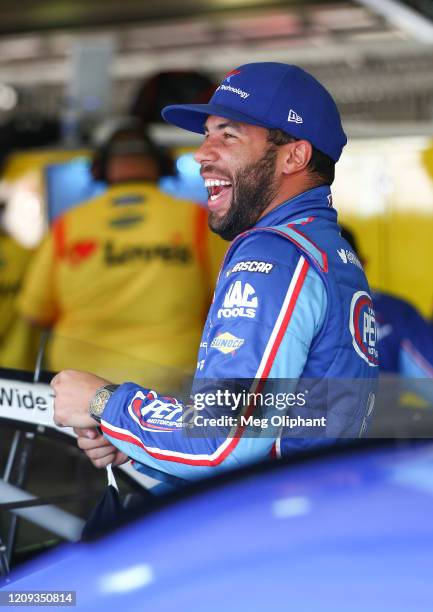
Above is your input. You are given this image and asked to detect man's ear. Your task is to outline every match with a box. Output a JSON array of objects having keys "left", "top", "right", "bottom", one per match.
[{"left": 279, "top": 140, "right": 313, "bottom": 176}]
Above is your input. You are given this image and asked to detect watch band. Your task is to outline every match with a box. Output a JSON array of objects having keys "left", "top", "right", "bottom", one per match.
[{"left": 89, "top": 384, "right": 119, "bottom": 423}]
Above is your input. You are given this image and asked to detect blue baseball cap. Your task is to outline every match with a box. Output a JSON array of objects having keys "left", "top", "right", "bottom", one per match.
[{"left": 162, "top": 62, "right": 347, "bottom": 162}]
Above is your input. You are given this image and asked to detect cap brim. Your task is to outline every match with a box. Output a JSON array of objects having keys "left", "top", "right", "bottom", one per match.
[{"left": 161, "top": 103, "right": 271, "bottom": 134}]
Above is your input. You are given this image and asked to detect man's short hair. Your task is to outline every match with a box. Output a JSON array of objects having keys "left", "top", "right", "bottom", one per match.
[{"left": 267, "top": 128, "right": 335, "bottom": 186}]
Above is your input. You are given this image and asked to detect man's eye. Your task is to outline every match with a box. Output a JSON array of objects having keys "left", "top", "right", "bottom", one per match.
[{"left": 224, "top": 132, "right": 236, "bottom": 140}]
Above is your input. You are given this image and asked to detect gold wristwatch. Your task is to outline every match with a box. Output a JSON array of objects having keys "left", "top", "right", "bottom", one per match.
[{"left": 89, "top": 384, "right": 119, "bottom": 423}]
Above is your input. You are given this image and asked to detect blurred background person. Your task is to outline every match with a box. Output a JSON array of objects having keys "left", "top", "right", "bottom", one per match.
[
  {"left": 0, "top": 116, "right": 66, "bottom": 372},
  {"left": 0, "top": 200, "right": 40, "bottom": 371},
  {"left": 341, "top": 225, "right": 433, "bottom": 381},
  {"left": 18, "top": 117, "right": 224, "bottom": 390}
]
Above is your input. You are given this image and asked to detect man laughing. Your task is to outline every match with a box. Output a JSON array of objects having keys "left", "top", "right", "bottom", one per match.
[{"left": 52, "top": 62, "right": 378, "bottom": 483}]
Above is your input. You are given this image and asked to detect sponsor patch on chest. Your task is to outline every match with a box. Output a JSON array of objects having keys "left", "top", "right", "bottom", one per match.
[
  {"left": 349, "top": 291, "right": 379, "bottom": 366},
  {"left": 218, "top": 281, "right": 258, "bottom": 319},
  {"left": 210, "top": 332, "right": 245, "bottom": 354}
]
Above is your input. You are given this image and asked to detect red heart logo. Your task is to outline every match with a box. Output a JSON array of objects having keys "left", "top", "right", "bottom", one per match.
[{"left": 69, "top": 240, "right": 98, "bottom": 264}]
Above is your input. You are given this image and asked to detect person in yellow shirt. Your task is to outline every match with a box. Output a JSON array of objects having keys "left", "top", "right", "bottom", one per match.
[
  {"left": 0, "top": 217, "right": 40, "bottom": 371},
  {"left": 18, "top": 118, "right": 226, "bottom": 390}
]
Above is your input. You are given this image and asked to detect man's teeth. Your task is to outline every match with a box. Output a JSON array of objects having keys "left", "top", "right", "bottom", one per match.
[{"left": 204, "top": 179, "right": 232, "bottom": 187}]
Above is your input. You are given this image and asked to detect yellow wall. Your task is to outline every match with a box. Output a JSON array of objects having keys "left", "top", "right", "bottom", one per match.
[
  {"left": 334, "top": 137, "right": 433, "bottom": 317},
  {"left": 1, "top": 149, "right": 90, "bottom": 248},
  {"left": 2, "top": 149, "right": 89, "bottom": 183}
]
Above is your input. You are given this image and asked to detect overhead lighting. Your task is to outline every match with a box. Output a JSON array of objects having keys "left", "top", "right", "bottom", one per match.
[
  {"left": 357, "top": 0, "right": 433, "bottom": 44},
  {"left": 0, "top": 83, "right": 17, "bottom": 111},
  {"left": 3, "top": 183, "right": 45, "bottom": 248}
]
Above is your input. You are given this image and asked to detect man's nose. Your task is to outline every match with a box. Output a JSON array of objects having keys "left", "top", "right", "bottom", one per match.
[{"left": 194, "top": 138, "right": 218, "bottom": 165}]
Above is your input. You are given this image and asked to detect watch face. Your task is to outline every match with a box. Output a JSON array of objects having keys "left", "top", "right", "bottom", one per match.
[{"left": 92, "top": 389, "right": 112, "bottom": 417}]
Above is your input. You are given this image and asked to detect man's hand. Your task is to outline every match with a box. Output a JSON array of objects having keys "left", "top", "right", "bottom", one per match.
[
  {"left": 51, "top": 369, "right": 112, "bottom": 429},
  {"left": 74, "top": 428, "right": 129, "bottom": 469}
]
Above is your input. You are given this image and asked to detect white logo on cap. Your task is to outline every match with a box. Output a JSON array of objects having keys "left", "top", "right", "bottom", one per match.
[{"left": 288, "top": 109, "right": 303, "bottom": 124}]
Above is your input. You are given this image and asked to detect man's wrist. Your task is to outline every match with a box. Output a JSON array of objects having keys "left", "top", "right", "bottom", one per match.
[{"left": 88, "top": 384, "right": 119, "bottom": 423}]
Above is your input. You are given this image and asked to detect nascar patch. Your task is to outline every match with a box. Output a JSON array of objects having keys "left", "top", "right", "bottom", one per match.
[{"left": 226, "top": 260, "right": 274, "bottom": 276}]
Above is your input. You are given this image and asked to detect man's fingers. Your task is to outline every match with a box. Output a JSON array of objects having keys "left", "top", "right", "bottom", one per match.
[
  {"left": 76, "top": 433, "right": 119, "bottom": 468},
  {"left": 51, "top": 370, "right": 113, "bottom": 429},
  {"left": 50, "top": 371, "right": 66, "bottom": 390},
  {"left": 113, "top": 452, "right": 129, "bottom": 466},
  {"left": 74, "top": 427, "right": 98, "bottom": 439},
  {"left": 91, "top": 454, "right": 116, "bottom": 469},
  {"left": 50, "top": 373, "right": 60, "bottom": 388},
  {"left": 91, "top": 450, "right": 128, "bottom": 468},
  {"left": 77, "top": 435, "right": 114, "bottom": 451},
  {"left": 86, "top": 446, "right": 117, "bottom": 461}
]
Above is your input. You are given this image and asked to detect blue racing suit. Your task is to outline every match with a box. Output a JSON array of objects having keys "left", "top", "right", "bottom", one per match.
[{"left": 101, "top": 186, "right": 378, "bottom": 482}]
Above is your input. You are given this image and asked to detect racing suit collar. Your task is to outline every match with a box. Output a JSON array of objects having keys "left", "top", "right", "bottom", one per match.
[{"left": 255, "top": 185, "right": 334, "bottom": 228}]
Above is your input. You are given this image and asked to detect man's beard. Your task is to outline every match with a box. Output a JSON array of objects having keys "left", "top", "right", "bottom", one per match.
[{"left": 208, "top": 145, "right": 279, "bottom": 241}]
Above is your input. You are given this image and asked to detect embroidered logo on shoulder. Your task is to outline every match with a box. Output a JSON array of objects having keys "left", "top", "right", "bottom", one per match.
[
  {"left": 210, "top": 332, "right": 245, "bottom": 354},
  {"left": 226, "top": 260, "right": 274, "bottom": 277},
  {"left": 288, "top": 109, "right": 303, "bottom": 124},
  {"left": 337, "top": 248, "right": 363, "bottom": 270},
  {"left": 337, "top": 248, "right": 347, "bottom": 263},
  {"left": 349, "top": 291, "right": 378, "bottom": 367}
]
